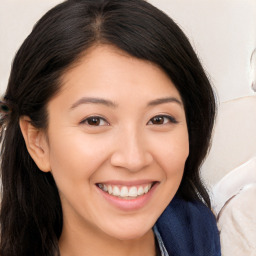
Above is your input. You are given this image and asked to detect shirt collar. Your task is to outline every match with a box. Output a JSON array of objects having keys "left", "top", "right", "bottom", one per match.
[{"left": 153, "top": 225, "right": 169, "bottom": 256}]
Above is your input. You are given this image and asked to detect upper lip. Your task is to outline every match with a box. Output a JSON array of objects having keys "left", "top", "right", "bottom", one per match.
[{"left": 96, "top": 180, "right": 158, "bottom": 186}]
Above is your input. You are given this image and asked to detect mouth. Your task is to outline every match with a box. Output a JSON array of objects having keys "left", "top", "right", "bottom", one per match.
[{"left": 96, "top": 182, "right": 157, "bottom": 200}]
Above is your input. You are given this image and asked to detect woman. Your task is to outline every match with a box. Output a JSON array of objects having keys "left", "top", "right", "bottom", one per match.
[{"left": 0, "top": 0, "right": 220, "bottom": 255}]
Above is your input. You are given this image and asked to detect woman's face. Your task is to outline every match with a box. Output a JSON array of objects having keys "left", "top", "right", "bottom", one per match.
[{"left": 43, "top": 45, "right": 189, "bottom": 240}]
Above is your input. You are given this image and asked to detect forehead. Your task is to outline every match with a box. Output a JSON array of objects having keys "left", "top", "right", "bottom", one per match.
[{"left": 56, "top": 44, "right": 182, "bottom": 106}]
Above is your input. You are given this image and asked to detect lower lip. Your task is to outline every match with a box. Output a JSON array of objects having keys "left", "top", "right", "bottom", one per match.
[{"left": 96, "top": 183, "right": 158, "bottom": 211}]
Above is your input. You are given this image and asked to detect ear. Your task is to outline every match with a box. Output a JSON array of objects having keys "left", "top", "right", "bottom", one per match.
[{"left": 19, "top": 116, "right": 51, "bottom": 172}]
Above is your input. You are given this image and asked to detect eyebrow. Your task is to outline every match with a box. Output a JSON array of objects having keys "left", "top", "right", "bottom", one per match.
[
  {"left": 70, "top": 96, "right": 182, "bottom": 110},
  {"left": 147, "top": 97, "right": 183, "bottom": 106},
  {"left": 70, "top": 97, "right": 118, "bottom": 109}
]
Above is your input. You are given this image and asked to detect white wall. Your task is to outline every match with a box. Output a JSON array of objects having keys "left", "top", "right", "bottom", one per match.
[
  {"left": 0, "top": 0, "right": 63, "bottom": 95},
  {"left": 150, "top": 0, "right": 256, "bottom": 187},
  {"left": 1, "top": 0, "right": 255, "bottom": 188}
]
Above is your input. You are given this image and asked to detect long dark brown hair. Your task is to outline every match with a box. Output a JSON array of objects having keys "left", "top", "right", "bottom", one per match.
[{"left": 0, "top": 0, "right": 216, "bottom": 255}]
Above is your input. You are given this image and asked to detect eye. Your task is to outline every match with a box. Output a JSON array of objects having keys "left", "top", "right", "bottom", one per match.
[
  {"left": 80, "top": 116, "right": 109, "bottom": 126},
  {"left": 147, "top": 115, "right": 178, "bottom": 125}
]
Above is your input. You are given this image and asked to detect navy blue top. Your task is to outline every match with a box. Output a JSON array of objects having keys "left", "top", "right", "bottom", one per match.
[{"left": 154, "top": 196, "right": 221, "bottom": 256}]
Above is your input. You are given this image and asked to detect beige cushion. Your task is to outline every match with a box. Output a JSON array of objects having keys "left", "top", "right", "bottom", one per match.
[{"left": 213, "top": 158, "right": 256, "bottom": 256}]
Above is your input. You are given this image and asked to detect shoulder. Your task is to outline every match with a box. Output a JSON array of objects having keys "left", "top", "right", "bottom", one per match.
[
  {"left": 217, "top": 184, "right": 256, "bottom": 255},
  {"left": 156, "top": 196, "right": 221, "bottom": 256}
]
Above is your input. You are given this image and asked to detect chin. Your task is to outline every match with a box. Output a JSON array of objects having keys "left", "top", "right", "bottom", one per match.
[
  {"left": 99, "top": 218, "right": 155, "bottom": 241},
  {"left": 107, "top": 229, "right": 151, "bottom": 241}
]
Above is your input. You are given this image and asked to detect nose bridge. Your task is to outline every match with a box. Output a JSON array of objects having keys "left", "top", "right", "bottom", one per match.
[{"left": 111, "top": 124, "right": 152, "bottom": 171}]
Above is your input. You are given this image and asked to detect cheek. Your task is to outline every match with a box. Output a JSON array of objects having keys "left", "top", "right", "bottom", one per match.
[
  {"left": 151, "top": 128, "right": 189, "bottom": 177},
  {"left": 147, "top": 129, "right": 189, "bottom": 215},
  {"left": 47, "top": 130, "right": 111, "bottom": 189}
]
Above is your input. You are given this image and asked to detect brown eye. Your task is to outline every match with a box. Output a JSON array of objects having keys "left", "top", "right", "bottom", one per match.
[
  {"left": 87, "top": 117, "right": 100, "bottom": 126},
  {"left": 151, "top": 116, "right": 165, "bottom": 125},
  {"left": 81, "top": 116, "right": 109, "bottom": 126},
  {"left": 147, "top": 115, "right": 178, "bottom": 125}
]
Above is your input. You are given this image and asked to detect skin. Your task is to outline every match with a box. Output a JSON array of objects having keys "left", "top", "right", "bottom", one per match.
[{"left": 20, "top": 45, "right": 189, "bottom": 256}]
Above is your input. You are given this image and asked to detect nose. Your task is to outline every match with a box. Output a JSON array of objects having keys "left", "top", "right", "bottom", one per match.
[{"left": 110, "top": 128, "right": 153, "bottom": 172}]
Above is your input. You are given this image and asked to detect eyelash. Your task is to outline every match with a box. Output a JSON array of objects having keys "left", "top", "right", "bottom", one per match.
[
  {"left": 80, "top": 115, "right": 178, "bottom": 127},
  {"left": 147, "top": 115, "right": 178, "bottom": 125},
  {"left": 80, "top": 116, "right": 109, "bottom": 126}
]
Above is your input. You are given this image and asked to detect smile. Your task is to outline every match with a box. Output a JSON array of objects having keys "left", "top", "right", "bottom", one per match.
[{"left": 96, "top": 183, "right": 154, "bottom": 199}]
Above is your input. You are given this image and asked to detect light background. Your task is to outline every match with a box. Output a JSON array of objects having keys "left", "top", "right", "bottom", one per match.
[{"left": 0, "top": 0, "right": 255, "bottom": 190}]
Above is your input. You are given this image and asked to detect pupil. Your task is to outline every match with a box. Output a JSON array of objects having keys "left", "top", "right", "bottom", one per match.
[
  {"left": 88, "top": 118, "right": 100, "bottom": 125},
  {"left": 153, "top": 116, "right": 163, "bottom": 124}
]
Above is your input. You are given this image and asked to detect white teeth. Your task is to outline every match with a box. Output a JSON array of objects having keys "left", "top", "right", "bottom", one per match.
[
  {"left": 120, "top": 186, "right": 129, "bottom": 197},
  {"left": 98, "top": 183, "right": 154, "bottom": 199},
  {"left": 144, "top": 185, "right": 150, "bottom": 193},
  {"left": 128, "top": 186, "right": 138, "bottom": 197},
  {"left": 112, "top": 186, "right": 120, "bottom": 196},
  {"left": 108, "top": 185, "right": 113, "bottom": 194},
  {"left": 138, "top": 186, "right": 144, "bottom": 195}
]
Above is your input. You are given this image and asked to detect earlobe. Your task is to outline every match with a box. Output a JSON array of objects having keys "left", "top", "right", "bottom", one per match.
[{"left": 19, "top": 116, "right": 51, "bottom": 172}]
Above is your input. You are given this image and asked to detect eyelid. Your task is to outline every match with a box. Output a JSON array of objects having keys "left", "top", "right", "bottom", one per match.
[
  {"left": 80, "top": 115, "right": 109, "bottom": 126},
  {"left": 79, "top": 114, "right": 178, "bottom": 126},
  {"left": 147, "top": 114, "right": 178, "bottom": 125}
]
